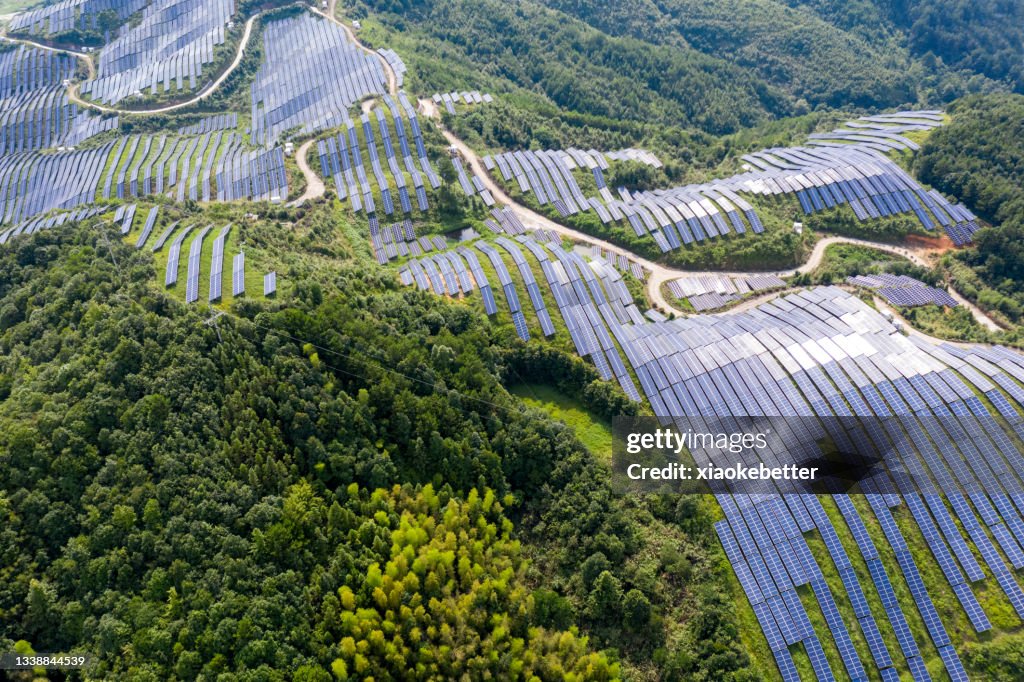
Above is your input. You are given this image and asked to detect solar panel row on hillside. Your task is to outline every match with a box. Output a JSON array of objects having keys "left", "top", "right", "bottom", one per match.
[
  {"left": 185, "top": 224, "right": 212, "bottom": 303},
  {"left": 11, "top": 0, "right": 147, "bottom": 36},
  {"left": 0, "top": 204, "right": 104, "bottom": 245},
  {"left": 0, "top": 47, "right": 117, "bottom": 153},
  {"left": 208, "top": 224, "right": 230, "bottom": 302},
  {"left": 79, "top": 0, "right": 235, "bottom": 105},
  {"left": 250, "top": 12, "right": 387, "bottom": 146},
  {"left": 0, "top": 142, "right": 114, "bottom": 225},
  {"left": 400, "top": 231, "right": 1024, "bottom": 682}
]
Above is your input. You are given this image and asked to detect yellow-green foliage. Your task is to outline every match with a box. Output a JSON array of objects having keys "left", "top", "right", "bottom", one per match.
[{"left": 331, "top": 484, "right": 619, "bottom": 681}]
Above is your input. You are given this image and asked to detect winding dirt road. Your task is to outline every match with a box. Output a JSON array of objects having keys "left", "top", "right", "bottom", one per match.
[
  {"left": 289, "top": 139, "right": 326, "bottom": 207},
  {"left": 4, "top": 4, "right": 1005, "bottom": 336},
  {"left": 3, "top": 13, "right": 259, "bottom": 115},
  {"left": 0, "top": 34, "right": 95, "bottom": 79}
]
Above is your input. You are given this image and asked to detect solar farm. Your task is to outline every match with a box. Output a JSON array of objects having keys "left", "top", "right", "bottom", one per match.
[
  {"left": 81, "top": 0, "right": 236, "bottom": 105},
  {"left": 432, "top": 90, "right": 493, "bottom": 114},
  {"left": 250, "top": 12, "right": 387, "bottom": 146},
  {"left": 401, "top": 228, "right": 1024, "bottom": 680},
  {"left": 484, "top": 113, "right": 978, "bottom": 254},
  {"left": 848, "top": 274, "right": 961, "bottom": 309},
  {"left": 4, "top": 3, "right": 1024, "bottom": 679}
]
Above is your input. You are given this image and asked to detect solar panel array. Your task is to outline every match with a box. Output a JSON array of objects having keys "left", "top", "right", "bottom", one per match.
[
  {"left": 231, "top": 251, "right": 244, "bottom": 296},
  {"left": 400, "top": 229, "right": 1024, "bottom": 679},
  {"left": 491, "top": 146, "right": 765, "bottom": 253},
  {"left": 603, "top": 148, "right": 663, "bottom": 168},
  {"left": 0, "top": 46, "right": 118, "bottom": 154},
  {"left": 208, "top": 224, "right": 230, "bottom": 302},
  {"left": 0, "top": 204, "right": 104, "bottom": 245},
  {"left": 368, "top": 218, "right": 417, "bottom": 264},
  {"left": 588, "top": 245, "right": 648, "bottom": 282},
  {"left": 250, "top": 12, "right": 387, "bottom": 146},
  {"left": 376, "top": 48, "right": 406, "bottom": 87},
  {"left": 184, "top": 224, "right": 211, "bottom": 303},
  {"left": 315, "top": 93, "right": 440, "bottom": 243},
  {"left": 0, "top": 141, "right": 114, "bottom": 226},
  {"left": 79, "top": 0, "right": 235, "bottom": 105},
  {"left": 96, "top": 131, "right": 288, "bottom": 203},
  {"left": 666, "top": 273, "right": 787, "bottom": 311},
  {"left": 164, "top": 223, "right": 193, "bottom": 286},
  {"left": 263, "top": 271, "right": 276, "bottom": 297},
  {"left": 178, "top": 113, "right": 237, "bottom": 136},
  {"left": 10, "top": 0, "right": 148, "bottom": 36},
  {"left": 848, "top": 273, "right": 959, "bottom": 308},
  {"left": 487, "top": 112, "right": 978, "bottom": 254},
  {"left": 809, "top": 110, "right": 940, "bottom": 152},
  {"left": 736, "top": 112, "right": 978, "bottom": 245},
  {"left": 431, "top": 90, "right": 493, "bottom": 114},
  {"left": 134, "top": 205, "right": 159, "bottom": 248}
]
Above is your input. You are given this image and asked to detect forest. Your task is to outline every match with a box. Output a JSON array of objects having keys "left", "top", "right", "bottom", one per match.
[
  {"left": 916, "top": 93, "right": 1024, "bottom": 323},
  {"left": 354, "top": 0, "right": 1021, "bottom": 141},
  {"left": 0, "top": 224, "right": 755, "bottom": 680}
]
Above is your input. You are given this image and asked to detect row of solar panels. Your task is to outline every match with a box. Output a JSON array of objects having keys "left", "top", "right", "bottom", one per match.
[
  {"left": 627, "top": 287, "right": 1024, "bottom": 682},
  {"left": 80, "top": 0, "right": 234, "bottom": 105},
  {"left": 369, "top": 218, "right": 417, "bottom": 264},
  {"left": 315, "top": 97, "right": 440, "bottom": 220},
  {"left": 0, "top": 85, "right": 118, "bottom": 154},
  {"left": 0, "top": 204, "right": 105, "bottom": 245},
  {"left": 250, "top": 12, "right": 387, "bottom": 147},
  {"left": 400, "top": 221, "right": 1024, "bottom": 681},
  {"left": 735, "top": 113, "right": 979, "bottom": 244},
  {"left": 376, "top": 48, "right": 406, "bottom": 88},
  {"left": 0, "top": 46, "right": 76, "bottom": 98},
  {"left": 588, "top": 245, "right": 647, "bottom": 282},
  {"left": 10, "top": 0, "right": 147, "bottom": 37},
  {"left": 484, "top": 112, "right": 968, "bottom": 257},
  {"left": 178, "top": 113, "right": 237, "bottom": 136},
  {"left": 0, "top": 141, "right": 113, "bottom": 226},
  {"left": 97, "top": 131, "right": 288, "bottom": 203},
  {"left": 153, "top": 220, "right": 278, "bottom": 300},
  {"left": 0, "top": 131, "right": 287, "bottom": 228},
  {"left": 403, "top": 235, "right": 643, "bottom": 399},
  {"left": 432, "top": 90, "right": 493, "bottom": 115},
  {"left": 847, "top": 273, "right": 960, "bottom": 308}
]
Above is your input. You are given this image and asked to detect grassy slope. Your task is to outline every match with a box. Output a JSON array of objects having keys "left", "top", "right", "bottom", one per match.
[{"left": 508, "top": 383, "right": 613, "bottom": 460}]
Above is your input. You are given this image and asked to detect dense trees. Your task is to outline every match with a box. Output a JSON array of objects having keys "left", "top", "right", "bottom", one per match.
[
  {"left": 326, "top": 484, "right": 618, "bottom": 679},
  {"left": 355, "top": 0, "right": 793, "bottom": 135},
  {"left": 1, "top": 225, "right": 758, "bottom": 680},
  {"left": 359, "top": 0, "right": 1020, "bottom": 140},
  {"left": 917, "top": 94, "right": 1024, "bottom": 323},
  {"left": 536, "top": 0, "right": 919, "bottom": 109}
]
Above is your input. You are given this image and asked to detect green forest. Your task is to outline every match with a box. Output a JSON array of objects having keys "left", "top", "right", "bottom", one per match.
[
  {"left": 3, "top": 1, "right": 1024, "bottom": 680},
  {"left": 0, "top": 224, "right": 754, "bottom": 680},
  {"left": 352, "top": 0, "right": 1022, "bottom": 141},
  {"left": 917, "top": 93, "right": 1024, "bottom": 323}
]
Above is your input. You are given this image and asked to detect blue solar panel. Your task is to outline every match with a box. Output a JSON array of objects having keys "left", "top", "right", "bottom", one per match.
[
  {"left": 937, "top": 645, "right": 969, "bottom": 682},
  {"left": 952, "top": 583, "right": 991, "bottom": 632},
  {"left": 858, "top": 614, "right": 893, "bottom": 669},
  {"left": 906, "top": 655, "right": 931, "bottom": 682}
]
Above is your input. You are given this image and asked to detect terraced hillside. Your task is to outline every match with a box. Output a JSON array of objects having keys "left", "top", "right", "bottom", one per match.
[{"left": 3, "top": 1, "right": 1024, "bottom": 680}]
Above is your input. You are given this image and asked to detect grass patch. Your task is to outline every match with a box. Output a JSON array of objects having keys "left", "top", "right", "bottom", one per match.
[{"left": 508, "top": 383, "right": 612, "bottom": 460}]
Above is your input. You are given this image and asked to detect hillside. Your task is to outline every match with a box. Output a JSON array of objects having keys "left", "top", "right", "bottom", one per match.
[
  {"left": 3, "top": 1, "right": 1024, "bottom": 681},
  {"left": 916, "top": 93, "right": 1024, "bottom": 328}
]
